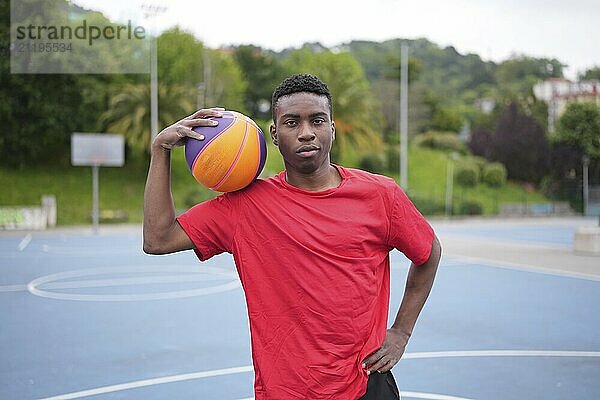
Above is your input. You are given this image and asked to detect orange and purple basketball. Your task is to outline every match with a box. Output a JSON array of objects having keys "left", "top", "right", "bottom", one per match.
[{"left": 185, "top": 110, "right": 267, "bottom": 192}]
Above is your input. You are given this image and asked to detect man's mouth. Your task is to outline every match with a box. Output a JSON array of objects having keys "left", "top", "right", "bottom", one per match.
[{"left": 296, "top": 145, "right": 320, "bottom": 158}]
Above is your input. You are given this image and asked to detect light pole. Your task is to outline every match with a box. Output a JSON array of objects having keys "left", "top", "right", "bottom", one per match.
[
  {"left": 150, "top": 33, "right": 158, "bottom": 149},
  {"left": 445, "top": 152, "right": 458, "bottom": 217},
  {"left": 399, "top": 43, "right": 409, "bottom": 189},
  {"left": 583, "top": 155, "right": 590, "bottom": 216},
  {"left": 141, "top": 4, "right": 167, "bottom": 150},
  {"left": 197, "top": 83, "right": 206, "bottom": 109},
  {"left": 203, "top": 48, "right": 212, "bottom": 108}
]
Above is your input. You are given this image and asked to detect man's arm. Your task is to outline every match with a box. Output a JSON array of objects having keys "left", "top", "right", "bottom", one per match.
[
  {"left": 143, "top": 108, "right": 223, "bottom": 254},
  {"left": 363, "top": 235, "right": 442, "bottom": 374}
]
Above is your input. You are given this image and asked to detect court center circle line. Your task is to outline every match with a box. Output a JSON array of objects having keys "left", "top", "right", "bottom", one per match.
[
  {"left": 40, "top": 244, "right": 142, "bottom": 256},
  {"left": 35, "top": 350, "right": 600, "bottom": 400},
  {"left": 26, "top": 265, "right": 241, "bottom": 302}
]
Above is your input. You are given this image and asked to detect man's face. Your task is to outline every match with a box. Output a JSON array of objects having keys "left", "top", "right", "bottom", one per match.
[{"left": 270, "top": 92, "right": 335, "bottom": 174}]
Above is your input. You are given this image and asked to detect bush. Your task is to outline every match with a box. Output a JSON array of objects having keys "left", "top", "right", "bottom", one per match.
[
  {"left": 455, "top": 160, "right": 480, "bottom": 187},
  {"left": 407, "top": 194, "right": 446, "bottom": 215},
  {"left": 431, "top": 107, "right": 464, "bottom": 133},
  {"left": 183, "top": 188, "right": 213, "bottom": 208},
  {"left": 470, "top": 156, "right": 487, "bottom": 175},
  {"left": 359, "top": 153, "right": 387, "bottom": 174},
  {"left": 414, "top": 131, "right": 467, "bottom": 153},
  {"left": 458, "top": 200, "right": 483, "bottom": 215},
  {"left": 91, "top": 210, "right": 129, "bottom": 223},
  {"left": 483, "top": 162, "right": 507, "bottom": 187}
]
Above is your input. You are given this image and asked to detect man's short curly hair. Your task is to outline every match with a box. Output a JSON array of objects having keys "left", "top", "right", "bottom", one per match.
[{"left": 271, "top": 74, "right": 332, "bottom": 122}]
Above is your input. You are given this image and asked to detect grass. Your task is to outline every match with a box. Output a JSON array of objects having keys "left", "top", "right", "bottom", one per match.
[
  {"left": 0, "top": 149, "right": 210, "bottom": 226},
  {"left": 1, "top": 159, "right": 147, "bottom": 226},
  {"left": 1, "top": 144, "right": 551, "bottom": 225},
  {"left": 403, "top": 146, "right": 549, "bottom": 215}
]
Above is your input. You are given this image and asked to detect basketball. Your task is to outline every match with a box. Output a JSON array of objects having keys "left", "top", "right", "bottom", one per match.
[{"left": 185, "top": 110, "right": 267, "bottom": 192}]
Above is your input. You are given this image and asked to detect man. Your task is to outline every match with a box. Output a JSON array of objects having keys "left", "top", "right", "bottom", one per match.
[{"left": 144, "top": 73, "right": 441, "bottom": 399}]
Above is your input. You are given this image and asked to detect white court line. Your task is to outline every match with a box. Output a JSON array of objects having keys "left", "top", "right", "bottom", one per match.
[
  {"left": 403, "top": 350, "right": 600, "bottom": 359},
  {"left": 401, "top": 392, "right": 474, "bottom": 400},
  {"left": 35, "top": 350, "right": 600, "bottom": 400},
  {"left": 0, "top": 275, "right": 232, "bottom": 293},
  {"left": 27, "top": 266, "right": 241, "bottom": 302},
  {"left": 0, "top": 265, "right": 241, "bottom": 300},
  {"left": 0, "top": 284, "right": 28, "bottom": 292},
  {"left": 444, "top": 253, "right": 600, "bottom": 282},
  {"left": 17, "top": 234, "right": 32, "bottom": 251},
  {"left": 28, "top": 280, "right": 241, "bottom": 302},
  {"left": 41, "top": 246, "right": 141, "bottom": 256},
  {"left": 36, "top": 366, "right": 253, "bottom": 400},
  {"left": 36, "top": 274, "right": 234, "bottom": 290}
]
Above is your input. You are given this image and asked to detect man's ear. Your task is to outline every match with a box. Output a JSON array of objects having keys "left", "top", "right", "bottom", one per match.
[
  {"left": 331, "top": 121, "right": 336, "bottom": 141},
  {"left": 270, "top": 124, "right": 278, "bottom": 146}
]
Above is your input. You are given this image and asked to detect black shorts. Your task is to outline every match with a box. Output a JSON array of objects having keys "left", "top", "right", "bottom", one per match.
[{"left": 358, "top": 371, "right": 401, "bottom": 400}]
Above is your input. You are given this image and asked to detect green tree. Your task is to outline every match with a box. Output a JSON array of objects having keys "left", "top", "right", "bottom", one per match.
[
  {"left": 203, "top": 48, "right": 247, "bottom": 112},
  {"left": 381, "top": 53, "right": 423, "bottom": 83},
  {"left": 0, "top": 74, "right": 112, "bottom": 167},
  {"left": 495, "top": 55, "right": 564, "bottom": 99},
  {"left": 371, "top": 79, "right": 432, "bottom": 137},
  {"left": 375, "top": 47, "right": 426, "bottom": 137},
  {"left": 282, "top": 48, "right": 384, "bottom": 160},
  {"left": 0, "top": 0, "right": 115, "bottom": 167},
  {"left": 11, "top": 0, "right": 148, "bottom": 74},
  {"left": 579, "top": 66, "right": 600, "bottom": 81},
  {"left": 234, "top": 45, "right": 286, "bottom": 120},
  {"left": 99, "top": 84, "right": 195, "bottom": 152},
  {"left": 431, "top": 105, "right": 464, "bottom": 133},
  {"left": 554, "top": 102, "right": 600, "bottom": 160},
  {"left": 386, "top": 39, "right": 495, "bottom": 102},
  {"left": 97, "top": 27, "right": 248, "bottom": 155},
  {"left": 157, "top": 27, "right": 203, "bottom": 85},
  {"left": 157, "top": 28, "right": 247, "bottom": 112},
  {"left": 491, "top": 102, "right": 551, "bottom": 183}
]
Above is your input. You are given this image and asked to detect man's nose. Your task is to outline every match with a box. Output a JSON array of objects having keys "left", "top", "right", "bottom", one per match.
[{"left": 298, "top": 122, "right": 316, "bottom": 141}]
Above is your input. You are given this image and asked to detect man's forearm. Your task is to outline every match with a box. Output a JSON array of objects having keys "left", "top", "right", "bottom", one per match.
[
  {"left": 362, "top": 236, "right": 442, "bottom": 374},
  {"left": 391, "top": 236, "right": 442, "bottom": 339},
  {"left": 143, "top": 145, "right": 177, "bottom": 249}
]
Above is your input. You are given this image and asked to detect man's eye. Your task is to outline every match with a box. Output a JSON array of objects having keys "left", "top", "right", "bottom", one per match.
[
  {"left": 285, "top": 120, "right": 297, "bottom": 126},
  {"left": 313, "top": 118, "right": 325, "bottom": 125}
]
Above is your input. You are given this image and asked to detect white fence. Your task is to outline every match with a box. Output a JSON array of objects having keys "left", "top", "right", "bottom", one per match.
[{"left": 0, "top": 195, "right": 56, "bottom": 230}]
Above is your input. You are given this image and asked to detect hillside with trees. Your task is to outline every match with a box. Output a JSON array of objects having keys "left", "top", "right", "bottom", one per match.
[{"left": 2, "top": 0, "right": 599, "bottom": 223}]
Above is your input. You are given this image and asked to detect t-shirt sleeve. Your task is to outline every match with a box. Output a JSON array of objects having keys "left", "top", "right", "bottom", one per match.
[
  {"left": 386, "top": 183, "right": 435, "bottom": 265},
  {"left": 176, "top": 194, "right": 236, "bottom": 261}
]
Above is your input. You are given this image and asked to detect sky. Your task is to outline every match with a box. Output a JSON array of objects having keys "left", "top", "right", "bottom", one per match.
[{"left": 73, "top": 0, "right": 599, "bottom": 80}]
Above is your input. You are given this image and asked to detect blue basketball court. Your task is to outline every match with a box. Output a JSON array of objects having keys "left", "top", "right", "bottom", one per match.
[{"left": 1, "top": 218, "right": 599, "bottom": 400}]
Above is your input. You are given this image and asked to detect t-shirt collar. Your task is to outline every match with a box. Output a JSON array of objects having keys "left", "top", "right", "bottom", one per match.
[{"left": 278, "top": 164, "right": 347, "bottom": 196}]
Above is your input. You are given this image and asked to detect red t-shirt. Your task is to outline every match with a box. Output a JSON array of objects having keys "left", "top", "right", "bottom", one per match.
[{"left": 177, "top": 166, "right": 434, "bottom": 400}]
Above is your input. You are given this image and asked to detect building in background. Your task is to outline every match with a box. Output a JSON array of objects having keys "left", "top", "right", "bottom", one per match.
[{"left": 534, "top": 78, "right": 600, "bottom": 132}]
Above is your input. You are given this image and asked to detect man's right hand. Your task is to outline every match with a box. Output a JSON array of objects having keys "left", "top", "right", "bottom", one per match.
[
  {"left": 153, "top": 107, "right": 225, "bottom": 150},
  {"left": 143, "top": 107, "right": 225, "bottom": 255}
]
